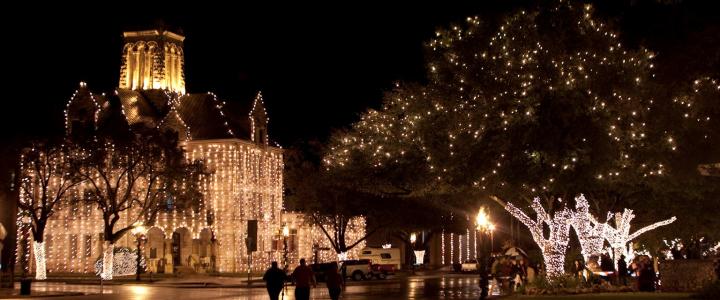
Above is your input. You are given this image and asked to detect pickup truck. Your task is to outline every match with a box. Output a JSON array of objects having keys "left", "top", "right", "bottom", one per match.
[{"left": 370, "top": 264, "right": 395, "bottom": 279}]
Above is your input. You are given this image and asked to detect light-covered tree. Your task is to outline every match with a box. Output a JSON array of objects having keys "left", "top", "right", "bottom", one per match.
[
  {"left": 325, "top": 2, "right": 678, "bottom": 275},
  {"left": 17, "top": 141, "right": 85, "bottom": 280},
  {"left": 75, "top": 133, "right": 203, "bottom": 279}
]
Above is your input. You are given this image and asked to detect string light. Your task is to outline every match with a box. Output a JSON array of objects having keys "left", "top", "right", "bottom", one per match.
[
  {"left": 441, "top": 229, "right": 445, "bottom": 265},
  {"left": 601, "top": 209, "right": 676, "bottom": 268},
  {"left": 95, "top": 247, "right": 146, "bottom": 277},
  {"left": 505, "top": 198, "right": 572, "bottom": 278},
  {"left": 14, "top": 28, "right": 332, "bottom": 278},
  {"left": 32, "top": 242, "right": 47, "bottom": 280},
  {"left": 572, "top": 194, "right": 606, "bottom": 261}
]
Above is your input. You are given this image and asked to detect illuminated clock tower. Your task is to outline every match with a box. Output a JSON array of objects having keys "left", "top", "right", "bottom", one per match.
[{"left": 118, "top": 29, "right": 186, "bottom": 94}]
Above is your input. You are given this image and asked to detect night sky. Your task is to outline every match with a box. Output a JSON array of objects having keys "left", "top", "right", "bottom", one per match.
[{"left": 4, "top": 1, "right": 719, "bottom": 146}]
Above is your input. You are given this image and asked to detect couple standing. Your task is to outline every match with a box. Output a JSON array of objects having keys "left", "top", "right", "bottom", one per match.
[{"left": 263, "top": 258, "right": 344, "bottom": 300}]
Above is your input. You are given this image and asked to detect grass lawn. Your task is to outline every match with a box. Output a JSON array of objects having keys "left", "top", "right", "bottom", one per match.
[{"left": 505, "top": 292, "right": 692, "bottom": 299}]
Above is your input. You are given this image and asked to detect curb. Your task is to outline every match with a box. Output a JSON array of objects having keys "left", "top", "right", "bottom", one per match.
[{"left": 0, "top": 292, "right": 86, "bottom": 299}]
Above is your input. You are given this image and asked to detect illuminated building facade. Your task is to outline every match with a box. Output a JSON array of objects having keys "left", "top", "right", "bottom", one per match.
[{"left": 17, "top": 29, "right": 365, "bottom": 276}]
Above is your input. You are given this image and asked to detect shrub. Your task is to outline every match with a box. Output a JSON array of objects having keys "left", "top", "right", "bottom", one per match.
[{"left": 693, "top": 280, "right": 720, "bottom": 300}]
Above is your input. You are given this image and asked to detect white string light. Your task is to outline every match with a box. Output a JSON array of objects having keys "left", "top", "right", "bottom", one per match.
[
  {"left": 95, "top": 247, "right": 146, "bottom": 277},
  {"left": 506, "top": 198, "right": 572, "bottom": 278},
  {"left": 32, "top": 242, "right": 46, "bottom": 280},
  {"left": 571, "top": 194, "right": 606, "bottom": 261},
  {"left": 601, "top": 209, "right": 676, "bottom": 267}
]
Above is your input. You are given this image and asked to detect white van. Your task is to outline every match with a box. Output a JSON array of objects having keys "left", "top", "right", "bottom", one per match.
[{"left": 359, "top": 247, "right": 402, "bottom": 270}]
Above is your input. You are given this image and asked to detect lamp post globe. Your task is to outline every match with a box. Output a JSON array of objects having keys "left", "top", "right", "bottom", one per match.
[{"left": 475, "top": 207, "right": 493, "bottom": 300}]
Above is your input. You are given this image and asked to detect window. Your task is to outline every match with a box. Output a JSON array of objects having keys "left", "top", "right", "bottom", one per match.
[
  {"left": 70, "top": 235, "right": 78, "bottom": 259},
  {"left": 362, "top": 251, "right": 372, "bottom": 255},
  {"left": 200, "top": 243, "right": 207, "bottom": 257},
  {"left": 83, "top": 203, "right": 91, "bottom": 218},
  {"left": 289, "top": 229, "right": 298, "bottom": 252},
  {"left": 70, "top": 201, "right": 79, "bottom": 218},
  {"left": 166, "top": 196, "right": 175, "bottom": 211},
  {"left": 84, "top": 235, "right": 92, "bottom": 257},
  {"left": 381, "top": 253, "right": 392, "bottom": 259}
]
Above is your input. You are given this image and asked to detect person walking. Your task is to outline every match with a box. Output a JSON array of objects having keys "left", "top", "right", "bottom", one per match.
[
  {"left": 291, "top": 258, "right": 316, "bottom": 300},
  {"left": 573, "top": 259, "right": 585, "bottom": 282},
  {"left": 325, "top": 263, "right": 344, "bottom": 300},
  {"left": 263, "top": 261, "right": 287, "bottom": 300},
  {"left": 617, "top": 255, "right": 628, "bottom": 286}
]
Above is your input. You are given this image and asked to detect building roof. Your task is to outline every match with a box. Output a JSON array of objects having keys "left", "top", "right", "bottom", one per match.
[{"left": 71, "top": 86, "right": 261, "bottom": 141}]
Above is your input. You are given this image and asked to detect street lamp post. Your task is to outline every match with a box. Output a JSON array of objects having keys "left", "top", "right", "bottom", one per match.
[
  {"left": 410, "top": 233, "right": 417, "bottom": 275},
  {"left": 19, "top": 214, "right": 32, "bottom": 295},
  {"left": 282, "top": 225, "right": 290, "bottom": 268},
  {"left": 488, "top": 224, "right": 495, "bottom": 253},
  {"left": 132, "top": 223, "right": 147, "bottom": 282},
  {"left": 475, "top": 207, "right": 494, "bottom": 300}
]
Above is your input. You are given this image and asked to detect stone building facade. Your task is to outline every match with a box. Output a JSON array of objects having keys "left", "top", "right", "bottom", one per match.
[
  {"left": 20, "top": 29, "right": 284, "bottom": 275},
  {"left": 17, "top": 29, "right": 366, "bottom": 277}
]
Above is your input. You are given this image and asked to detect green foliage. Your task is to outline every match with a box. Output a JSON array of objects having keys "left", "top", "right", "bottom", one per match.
[
  {"left": 324, "top": 1, "right": 687, "bottom": 217},
  {"left": 530, "top": 274, "right": 582, "bottom": 291},
  {"left": 320, "top": 0, "right": 720, "bottom": 247},
  {"left": 693, "top": 280, "right": 720, "bottom": 300}
]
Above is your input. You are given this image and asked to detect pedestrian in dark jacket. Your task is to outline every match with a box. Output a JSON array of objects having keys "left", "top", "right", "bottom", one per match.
[
  {"left": 325, "top": 263, "right": 344, "bottom": 300},
  {"left": 292, "top": 258, "right": 316, "bottom": 300},
  {"left": 263, "top": 261, "right": 287, "bottom": 300},
  {"left": 617, "top": 255, "right": 628, "bottom": 286}
]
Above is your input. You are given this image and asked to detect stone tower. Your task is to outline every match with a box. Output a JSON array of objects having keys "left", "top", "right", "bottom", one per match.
[{"left": 119, "top": 29, "right": 186, "bottom": 94}]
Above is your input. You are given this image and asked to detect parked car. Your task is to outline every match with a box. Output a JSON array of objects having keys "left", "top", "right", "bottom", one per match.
[
  {"left": 340, "top": 259, "right": 373, "bottom": 281},
  {"left": 370, "top": 263, "right": 395, "bottom": 279},
  {"left": 310, "top": 262, "right": 338, "bottom": 282},
  {"left": 461, "top": 259, "right": 478, "bottom": 272},
  {"left": 359, "top": 247, "right": 402, "bottom": 270}
]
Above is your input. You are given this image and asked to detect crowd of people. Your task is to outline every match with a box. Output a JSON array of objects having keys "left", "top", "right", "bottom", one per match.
[
  {"left": 489, "top": 255, "right": 538, "bottom": 292},
  {"left": 487, "top": 250, "right": 661, "bottom": 293},
  {"left": 263, "top": 258, "right": 344, "bottom": 300},
  {"left": 264, "top": 249, "right": 669, "bottom": 299},
  {"left": 573, "top": 253, "right": 657, "bottom": 291}
]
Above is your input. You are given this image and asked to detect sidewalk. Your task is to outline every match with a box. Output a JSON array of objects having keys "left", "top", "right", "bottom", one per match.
[
  {"left": 151, "top": 275, "right": 267, "bottom": 288},
  {"left": 19, "top": 275, "right": 269, "bottom": 288},
  {"left": 0, "top": 286, "right": 84, "bottom": 299}
]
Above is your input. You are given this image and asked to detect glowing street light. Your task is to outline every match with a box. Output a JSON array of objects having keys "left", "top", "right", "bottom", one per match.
[
  {"left": 282, "top": 225, "right": 290, "bottom": 238},
  {"left": 475, "top": 207, "right": 492, "bottom": 232},
  {"left": 409, "top": 232, "right": 423, "bottom": 273},
  {"left": 475, "top": 207, "right": 494, "bottom": 300},
  {"left": 132, "top": 222, "right": 147, "bottom": 282}
]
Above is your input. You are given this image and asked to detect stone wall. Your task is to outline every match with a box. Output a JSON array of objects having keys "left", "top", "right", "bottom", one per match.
[{"left": 659, "top": 259, "right": 718, "bottom": 292}]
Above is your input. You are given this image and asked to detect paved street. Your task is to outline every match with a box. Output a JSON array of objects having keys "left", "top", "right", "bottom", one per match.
[{"left": 6, "top": 274, "right": 498, "bottom": 300}]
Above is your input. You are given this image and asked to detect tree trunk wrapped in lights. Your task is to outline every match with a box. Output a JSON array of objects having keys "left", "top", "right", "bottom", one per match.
[
  {"left": 101, "top": 242, "right": 114, "bottom": 280},
  {"left": 321, "top": 2, "right": 688, "bottom": 262},
  {"left": 571, "top": 195, "right": 607, "bottom": 261},
  {"left": 17, "top": 141, "right": 85, "bottom": 280},
  {"left": 602, "top": 209, "right": 676, "bottom": 267},
  {"left": 75, "top": 133, "right": 204, "bottom": 280},
  {"left": 32, "top": 242, "right": 47, "bottom": 280},
  {"left": 505, "top": 198, "right": 572, "bottom": 278}
]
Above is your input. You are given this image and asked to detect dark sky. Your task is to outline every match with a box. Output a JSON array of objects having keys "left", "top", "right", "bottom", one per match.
[{"left": 4, "top": 1, "right": 719, "bottom": 146}]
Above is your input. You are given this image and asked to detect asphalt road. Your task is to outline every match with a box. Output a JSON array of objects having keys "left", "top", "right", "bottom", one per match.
[{"left": 11, "top": 273, "right": 498, "bottom": 299}]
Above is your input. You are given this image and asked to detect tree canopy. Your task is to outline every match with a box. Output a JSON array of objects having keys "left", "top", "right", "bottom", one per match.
[{"left": 323, "top": 1, "right": 718, "bottom": 243}]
